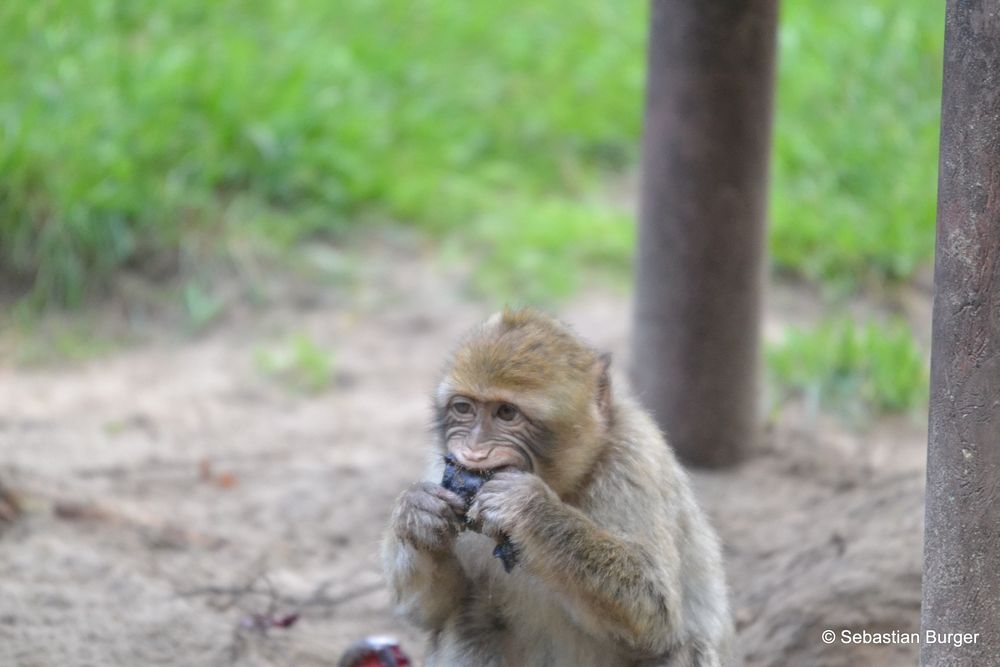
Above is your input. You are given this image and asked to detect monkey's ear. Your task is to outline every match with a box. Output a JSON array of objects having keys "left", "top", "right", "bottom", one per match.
[{"left": 593, "top": 352, "right": 613, "bottom": 423}]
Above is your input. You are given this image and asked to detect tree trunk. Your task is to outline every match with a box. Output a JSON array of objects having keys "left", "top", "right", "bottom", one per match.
[
  {"left": 631, "top": 0, "right": 777, "bottom": 467},
  {"left": 921, "top": 2, "right": 1000, "bottom": 666}
]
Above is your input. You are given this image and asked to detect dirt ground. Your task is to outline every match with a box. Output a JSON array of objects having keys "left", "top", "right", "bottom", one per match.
[{"left": 0, "top": 245, "right": 931, "bottom": 666}]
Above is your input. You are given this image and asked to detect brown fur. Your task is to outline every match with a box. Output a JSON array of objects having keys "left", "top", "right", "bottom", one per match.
[{"left": 384, "top": 309, "right": 733, "bottom": 666}]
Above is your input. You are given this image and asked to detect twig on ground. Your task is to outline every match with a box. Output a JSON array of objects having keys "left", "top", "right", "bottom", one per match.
[
  {"left": 179, "top": 578, "right": 384, "bottom": 611},
  {"left": 179, "top": 572, "right": 385, "bottom": 663}
]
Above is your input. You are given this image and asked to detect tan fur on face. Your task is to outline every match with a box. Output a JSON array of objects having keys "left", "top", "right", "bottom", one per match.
[
  {"left": 448, "top": 308, "right": 596, "bottom": 399},
  {"left": 438, "top": 307, "right": 607, "bottom": 493}
]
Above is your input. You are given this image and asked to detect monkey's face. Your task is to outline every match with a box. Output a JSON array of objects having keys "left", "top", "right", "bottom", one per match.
[
  {"left": 435, "top": 308, "right": 612, "bottom": 491},
  {"left": 436, "top": 395, "right": 552, "bottom": 473}
]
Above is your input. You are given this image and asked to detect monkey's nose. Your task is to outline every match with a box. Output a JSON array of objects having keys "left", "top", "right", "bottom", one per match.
[{"left": 457, "top": 449, "right": 489, "bottom": 466}]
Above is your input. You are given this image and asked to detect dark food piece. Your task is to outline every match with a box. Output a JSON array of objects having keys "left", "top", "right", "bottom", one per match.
[
  {"left": 441, "top": 456, "right": 492, "bottom": 508},
  {"left": 491, "top": 541, "right": 519, "bottom": 573},
  {"left": 441, "top": 455, "right": 520, "bottom": 573}
]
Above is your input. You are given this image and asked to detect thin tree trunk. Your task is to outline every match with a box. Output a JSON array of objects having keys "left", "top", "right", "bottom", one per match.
[
  {"left": 921, "top": 3, "right": 1000, "bottom": 665},
  {"left": 631, "top": 0, "right": 777, "bottom": 467}
]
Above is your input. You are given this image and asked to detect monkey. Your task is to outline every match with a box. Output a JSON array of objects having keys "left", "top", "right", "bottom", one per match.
[{"left": 382, "top": 308, "right": 733, "bottom": 667}]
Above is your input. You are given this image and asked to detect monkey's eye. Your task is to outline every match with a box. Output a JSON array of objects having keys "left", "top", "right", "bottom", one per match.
[
  {"left": 495, "top": 403, "right": 519, "bottom": 422},
  {"left": 451, "top": 399, "right": 474, "bottom": 416}
]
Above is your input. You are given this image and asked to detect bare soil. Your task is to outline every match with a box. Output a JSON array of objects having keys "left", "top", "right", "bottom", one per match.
[{"left": 0, "top": 249, "right": 930, "bottom": 666}]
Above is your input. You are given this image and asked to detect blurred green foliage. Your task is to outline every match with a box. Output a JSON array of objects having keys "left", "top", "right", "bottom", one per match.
[
  {"left": 0, "top": 1, "right": 943, "bottom": 307},
  {"left": 255, "top": 332, "right": 335, "bottom": 394},
  {"left": 770, "top": 2, "right": 944, "bottom": 290},
  {"left": 6, "top": 321, "right": 118, "bottom": 366},
  {"left": 468, "top": 197, "right": 634, "bottom": 301},
  {"left": 0, "top": 1, "right": 943, "bottom": 414},
  {"left": 181, "top": 280, "right": 224, "bottom": 331},
  {"left": 767, "top": 318, "right": 929, "bottom": 418},
  {"left": 0, "top": 1, "right": 643, "bottom": 305}
]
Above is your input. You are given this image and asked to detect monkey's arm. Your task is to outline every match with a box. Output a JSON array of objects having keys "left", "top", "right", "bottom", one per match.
[
  {"left": 521, "top": 500, "right": 681, "bottom": 656},
  {"left": 381, "top": 482, "right": 470, "bottom": 630},
  {"left": 381, "top": 533, "right": 468, "bottom": 630},
  {"left": 470, "top": 472, "right": 682, "bottom": 658}
]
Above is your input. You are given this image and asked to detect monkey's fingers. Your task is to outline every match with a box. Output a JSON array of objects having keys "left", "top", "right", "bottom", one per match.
[
  {"left": 464, "top": 499, "right": 484, "bottom": 531},
  {"left": 479, "top": 517, "right": 506, "bottom": 540},
  {"left": 466, "top": 499, "right": 506, "bottom": 539},
  {"left": 406, "top": 485, "right": 464, "bottom": 521},
  {"left": 476, "top": 472, "right": 537, "bottom": 499},
  {"left": 397, "top": 507, "right": 459, "bottom": 548},
  {"left": 427, "top": 485, "right": 467, "bottom": 514},
  {"left": 489, "top": 470, "right": 530, "bottom": 482}
]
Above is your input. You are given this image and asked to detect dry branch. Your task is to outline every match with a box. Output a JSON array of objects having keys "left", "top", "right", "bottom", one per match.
[{"left": 178, "top": 572, "right": 385, "bottom": 663}]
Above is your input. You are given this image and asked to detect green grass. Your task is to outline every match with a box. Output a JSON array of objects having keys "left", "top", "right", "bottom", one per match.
[
  {"left": 1, "top": 312, "right": 122, "bottom": 366},
  {"left": 767, "top": 319, "right": 929, "bottom": 419},
  {"left": 465, "top": 196, "right": 634, "bottom": 301},
  {"left": 255, "top": 332, "right": 335, "bottom": 394},
  {"left": 0, "top": 1, "right": 944, "bottom": 307},
  {"left": 0, "top": 1, "right": 945, "bottom": 416},
  {"left": 0, "top": 1, "right": 643, "bottom": 306},
  {"left": 770, "top": 3, "right": 944, "bottom": 289},
  {"left": 181, "top": 280, "right": 224, "bottom": 332}
]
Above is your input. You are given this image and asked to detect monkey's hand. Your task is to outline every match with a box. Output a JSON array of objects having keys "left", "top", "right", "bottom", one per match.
[
  {"left": 391, "top": 482, "right": 466, "bottom": 553},
  {"left": 383, "top": 482, "right": 469, "bottom": 630},
  {"left": 467, "top": 471, "right": 555, "bottom": 542}
]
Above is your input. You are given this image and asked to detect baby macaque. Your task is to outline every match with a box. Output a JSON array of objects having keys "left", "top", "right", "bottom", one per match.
[{"left": 383, "top": 308, "right": 733, "bottom": 666}]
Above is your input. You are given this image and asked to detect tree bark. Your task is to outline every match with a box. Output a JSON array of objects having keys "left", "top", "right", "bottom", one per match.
[
  {"left": 921, "top": 3, "right": 1000, "bottom": 666},
  {"left": 631, "top": 0, "right": 777, "bottom": 467}
]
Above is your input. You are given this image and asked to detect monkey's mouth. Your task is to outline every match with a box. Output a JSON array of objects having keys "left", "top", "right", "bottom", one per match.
[{"left": 450, "top": 445, "right": 533, "bottom": 473}]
